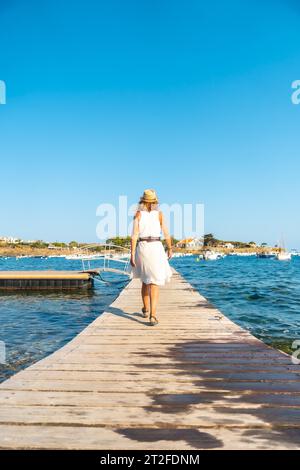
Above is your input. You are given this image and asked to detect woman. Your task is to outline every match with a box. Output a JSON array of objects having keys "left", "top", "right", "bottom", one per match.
[{"left": 130, "top": 189, "right": 173, "bottom": 326}]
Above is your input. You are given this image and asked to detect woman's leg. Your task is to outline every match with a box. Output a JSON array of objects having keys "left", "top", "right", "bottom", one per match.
[
  {"left": 150, "top": 283, "right": 159, "bottom": 318},
  {"left": 141, "top": 283, "right": 150, "bottom": 313}
]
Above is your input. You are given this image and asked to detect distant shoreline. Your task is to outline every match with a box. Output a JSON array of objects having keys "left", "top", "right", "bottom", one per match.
[
  {"left": 0, "top": 245, "right": 281, "bottom": 258},
  {"left": 0, "top": 246, "right": 72, "bottom": 258}
]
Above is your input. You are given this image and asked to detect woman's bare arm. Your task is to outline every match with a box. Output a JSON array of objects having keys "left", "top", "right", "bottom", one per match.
[
  {"left": 130, "top": 211, "right": 140, "bottom": 267},
  {"left": 159, "top": 212, "right": 173, "bottom": 259}
]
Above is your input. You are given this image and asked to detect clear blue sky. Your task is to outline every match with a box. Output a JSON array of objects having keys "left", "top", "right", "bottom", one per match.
[{"left": 0, "top": 0, "right": 300, "bottom": 246}]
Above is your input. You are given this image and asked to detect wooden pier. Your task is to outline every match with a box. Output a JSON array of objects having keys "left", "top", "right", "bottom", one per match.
[
  {"left": 0, "top": 270, "right": 100, "bottom": 290},
  {"left": 0, "top": 270, "right": 300, "bottom": 449}
]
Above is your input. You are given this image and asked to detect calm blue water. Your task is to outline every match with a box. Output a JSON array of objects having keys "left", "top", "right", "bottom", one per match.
[
  {"left": 0, "top": 255, "right": 299, "bottom": 383},
  {"left": 173, "top": 255, "right": 300, "bottom": 351}
]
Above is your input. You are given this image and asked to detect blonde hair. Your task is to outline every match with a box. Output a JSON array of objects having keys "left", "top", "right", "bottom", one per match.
[{"left": 138, "top": 201, "right": 159, "bottom": 212}]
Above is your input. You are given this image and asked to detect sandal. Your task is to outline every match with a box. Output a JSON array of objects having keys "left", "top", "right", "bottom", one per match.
[
  {"left": 142, "top": 307, "right": 149, "bottom": 318},
  {"left": 149, "top": 315, "right": 159, "bottom": 326}
]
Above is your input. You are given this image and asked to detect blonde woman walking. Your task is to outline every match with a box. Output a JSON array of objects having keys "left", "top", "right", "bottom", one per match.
[{"left": 130, "top": 189, "right": 173, "bottom": 326}]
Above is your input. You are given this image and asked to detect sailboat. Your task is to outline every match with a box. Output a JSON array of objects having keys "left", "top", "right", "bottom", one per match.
[
  {"left": 276, "top": 237, "right": 292, "bottom": 261},
  {"left": 276, "top": 251, "right": 292, "bottom": 261}
]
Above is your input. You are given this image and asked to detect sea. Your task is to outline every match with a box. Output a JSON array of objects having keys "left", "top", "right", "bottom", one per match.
[{"left": 0, "top": 254, "right": 299, "bottom": 382}]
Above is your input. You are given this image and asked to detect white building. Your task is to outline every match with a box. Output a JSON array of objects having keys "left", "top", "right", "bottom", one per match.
[{"left": 224, "top": 242, "right": 234, "bottom": 249}]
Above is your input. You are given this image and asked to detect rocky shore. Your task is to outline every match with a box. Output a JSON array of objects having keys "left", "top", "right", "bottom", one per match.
[{"left": 0, "top": 246, "right": 71, "bottom": 257}]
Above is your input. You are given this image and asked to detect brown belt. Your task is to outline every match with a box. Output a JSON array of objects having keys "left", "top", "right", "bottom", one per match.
[{"left": 138, "top": 237, "right": 161, "bottom": 243}]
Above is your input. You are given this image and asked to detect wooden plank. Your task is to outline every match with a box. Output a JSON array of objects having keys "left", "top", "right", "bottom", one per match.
[
  {"left": 2, "top": 390, "right": 300, "bottom": 408},
  {"left": 10, "top": 369, "right": 300, "bottom": 382},
  {"left": 0, "top": 270, "right": 299, "bottom": 449},
  {"left": 1, "top": 424, "right": 299, "bottom": 450},
  {"left": 2, "top": 404, "right": 300, "bottom": 427},
  {"left": 31, "top": 362, "right": 300, "bottom": 373}
]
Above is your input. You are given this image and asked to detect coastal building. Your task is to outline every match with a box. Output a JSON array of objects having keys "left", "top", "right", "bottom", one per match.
[
  {"left": 224, "top": 242, "right": 234, "bottom": 249},
  {"left": 176, "top": 237, "right": 203, "bottom": 249},
  {"left": 47, "top": 244, "right": 66, "bottom": 251}
]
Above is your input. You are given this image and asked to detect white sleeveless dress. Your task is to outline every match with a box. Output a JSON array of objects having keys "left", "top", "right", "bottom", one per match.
[{"left": 132, "top": 210, "right": 172, "bottom": 286}]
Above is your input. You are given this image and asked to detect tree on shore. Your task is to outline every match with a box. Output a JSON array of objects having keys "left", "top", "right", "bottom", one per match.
[
  {"left": 30, "top": 240, "right": 48, "bottom": 249},
  {"left": 51, "top": 241, "right": 67, "bottom": 248},
  {"left": 203, "top": 233, "right": 220, "bottom": 247}
]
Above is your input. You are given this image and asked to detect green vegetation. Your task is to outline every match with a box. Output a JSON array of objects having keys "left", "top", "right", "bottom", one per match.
[
  {"left": 203, "top": 233, "right": 219, "bottom": 246},
  {"left": 106, "top": 237, "right": 131, "bottom": 247},
  {"left": 203, "top": 233, "right": 260, "bottom": 249},
  {"left": 29, "top": 240, "right": 48, "bottom": 249},
  {"left": 51, "top": 241, "right": 68, "bottom": 248}
]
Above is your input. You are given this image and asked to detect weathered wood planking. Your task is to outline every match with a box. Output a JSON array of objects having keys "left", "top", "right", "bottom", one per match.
[{"left": 0, "top": 270, "right": 300, "bottom": 450}]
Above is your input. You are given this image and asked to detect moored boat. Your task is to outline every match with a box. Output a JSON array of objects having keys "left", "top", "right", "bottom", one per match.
[
  {"left": 203, "top": 250, "right": 224, "bottom": 260},
  {"left": 276, "top": 236, "right": 291, "bottom": 261},
  {"left": 276, "top": 251, "right": 292, "bottom": 261},
  {"left": 256, "top": 252, "right": 276, "bottom": 259}
]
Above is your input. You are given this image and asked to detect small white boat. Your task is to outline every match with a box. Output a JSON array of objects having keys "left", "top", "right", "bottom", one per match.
[
  {"left": 172, "top": 253, "right": 182, "bottom": 258},
  {"left": 66, "top": 253, "right": 103, "bottom": 260},
  {"left": 276, "top": 236, "right": 291, "bottom": 261},
  {"left": 203, "top": 251, "right": 223, "bottom": 261},
  {"left": 65, "top": 254, "right": 83, "bottom": 260},
  {"left": 276, "top": 251, "right": 292, "bottom": 261},
  {"left": 65, "top": 253, "right": 90, "bottom": 260},
  {"left": 111, "top": 253, "right": 130, "bottom": 260},
  {"left": 172, "top": 252, "right": 194, "bottom": 258}
]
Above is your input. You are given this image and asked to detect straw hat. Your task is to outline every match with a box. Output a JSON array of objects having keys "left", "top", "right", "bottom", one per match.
[{"left": 139, "top": 189, "right": 159, "bottom": 204}]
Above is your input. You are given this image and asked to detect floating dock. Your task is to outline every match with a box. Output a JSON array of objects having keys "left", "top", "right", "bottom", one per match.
[
  {"left": 0, "top": 270, "right": 300, "bottom": 449},
  {"left": 0, "top": 270, "right": 100, "bottom": 290}
]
